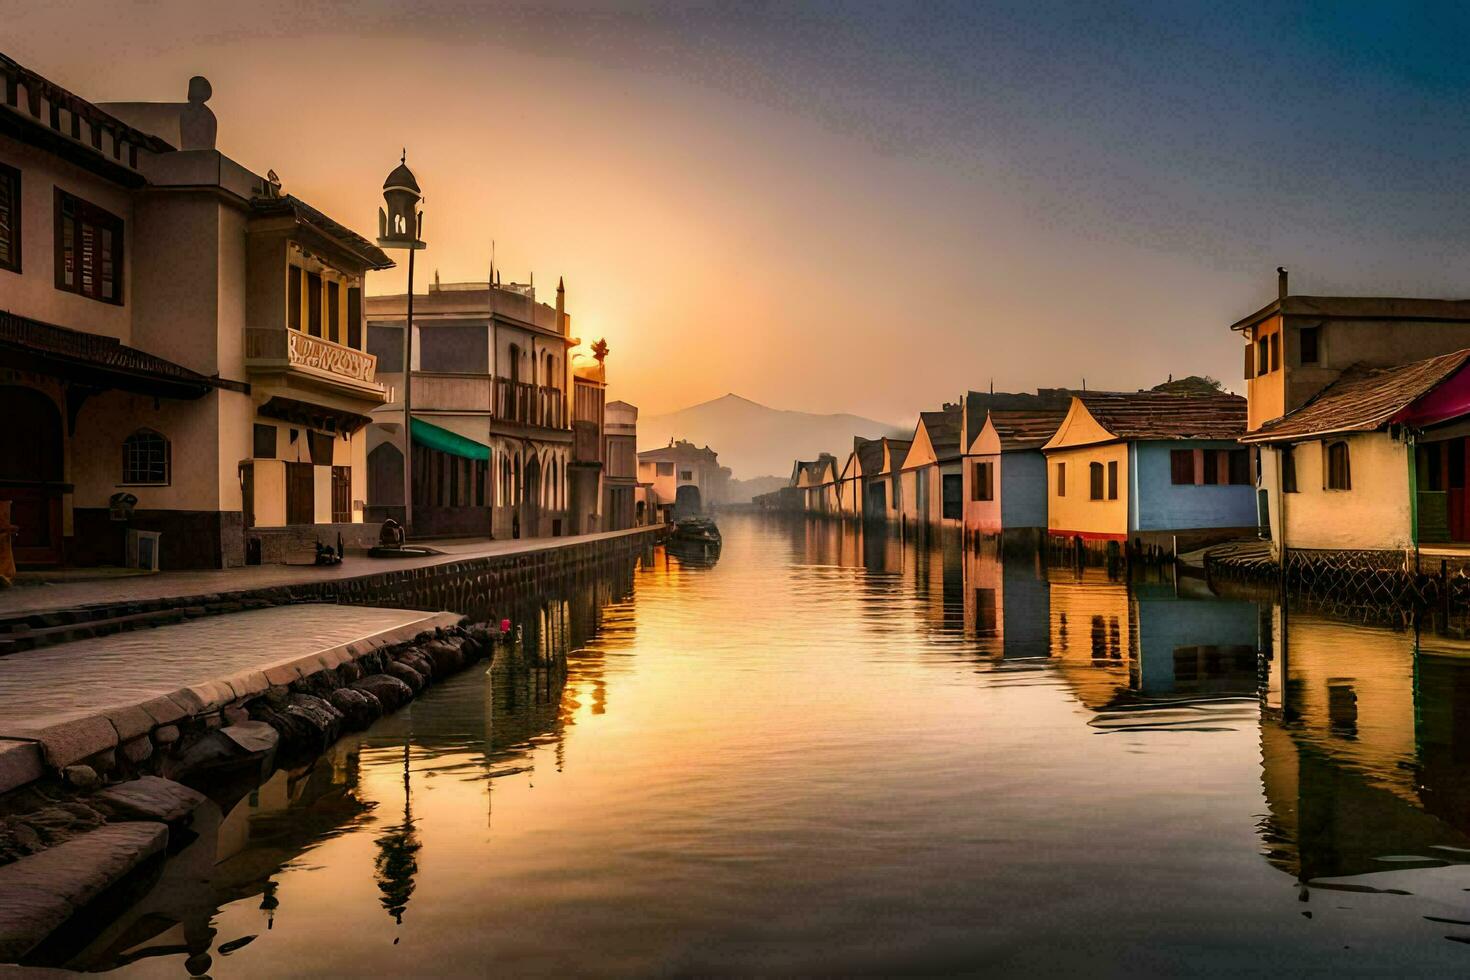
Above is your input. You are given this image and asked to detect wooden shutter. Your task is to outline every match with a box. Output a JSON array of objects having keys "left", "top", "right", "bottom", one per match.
[
  {"left": 1170, "top": 449, "right": 1194, "bottom": 485},
  {"left": 0, "top": 163, "right": 18, "bottom": 272}
]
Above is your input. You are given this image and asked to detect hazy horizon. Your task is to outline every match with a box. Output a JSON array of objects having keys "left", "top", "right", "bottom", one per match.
[{"left": 10, "top": 1, "right": 1470, "bottom": 418}]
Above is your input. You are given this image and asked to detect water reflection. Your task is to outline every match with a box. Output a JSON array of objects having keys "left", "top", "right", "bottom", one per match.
[{"left": 48, "top": 517, "right": 1470, "bottom": 973}]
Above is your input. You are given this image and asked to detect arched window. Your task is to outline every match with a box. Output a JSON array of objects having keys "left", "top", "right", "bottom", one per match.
[
  {"left": 1326, "top": 440, "right": 1351, "bottom": 490},
  {"left": 123, "top": 428, "right": 170, "bottom": 485}
]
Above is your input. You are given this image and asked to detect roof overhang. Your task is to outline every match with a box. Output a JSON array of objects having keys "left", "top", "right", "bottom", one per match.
[{"left": 0, "top": 310, "right": 231, "bottom": 400}]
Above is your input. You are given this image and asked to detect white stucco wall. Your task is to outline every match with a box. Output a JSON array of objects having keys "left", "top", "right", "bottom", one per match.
[
  {"left": 1261, "top": 433, "right": 1413, "bottom": 552},
  {"left": 0, "top": 138, "right": 134, "bottom": 342}
]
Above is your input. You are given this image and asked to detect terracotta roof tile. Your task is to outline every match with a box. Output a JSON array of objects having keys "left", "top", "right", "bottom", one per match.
[
  {"left": 987, "top": 407, "right": 1070, "bottom": 450},
  {"left": 1246, "top": 349, "right": 1470, "bottom": 442},
  {"left": 1078, "top": 391, "right": 1246, "bottom": 441}
]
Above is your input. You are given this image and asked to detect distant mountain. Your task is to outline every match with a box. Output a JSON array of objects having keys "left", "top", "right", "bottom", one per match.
[
  {"left": 727, "top": 475, "right": 789, "bottom": 505},
  {"left": 639, "top": 393, "right": 906, "bottom": 480}
]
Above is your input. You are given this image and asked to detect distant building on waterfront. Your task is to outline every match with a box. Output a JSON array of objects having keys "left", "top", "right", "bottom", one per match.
[
  {"left": 568, "top": 352, "right": 607, "bottom": 535},
  {"left": 900, "top": 404, "right": 963, "bottom": 535},
  {"left": 366, "top": 276, "right": 576, "bottom": 539},
  {"left": 604, "top": 400, "right": 640, "bottom": 529},
  {"left": 865, "top": 437, "right": 911, "bottom": 524},
  {"left": 796, "top": 455, "right": 839, "bottom": 515},
  {"left": 637, "top": 439, "right": 730, "bottom": 520},
  {"left": 960, "top": 389, "right": 1075, "bottom": 551},
  {"left": 1233, "top": 270, "right": 1470, "bottom": 556},
  {"left": 1041, "top": 391, "right": 1254, "bottom": 556},
  {"left": 0, "top": 53, "right": 393, "bottom": 569}
]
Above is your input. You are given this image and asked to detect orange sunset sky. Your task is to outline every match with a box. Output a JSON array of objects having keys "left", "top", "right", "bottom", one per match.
[{"left": 8, "top": 2, "right": 1470, "bottom": 420}]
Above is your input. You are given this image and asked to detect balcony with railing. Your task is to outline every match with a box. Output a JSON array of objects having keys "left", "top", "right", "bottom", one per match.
[
  {"left": 245, "top": 328, "right": 385, "bottom": 402},
  {"left": 492, "top": 377, "right": 567, "bottom": 430}
]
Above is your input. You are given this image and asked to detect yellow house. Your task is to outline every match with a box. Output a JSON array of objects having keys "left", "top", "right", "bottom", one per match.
[
  {"left": 1243, "top": 348, "right": 1470, "bottom": 555},
  {"left": 1041, "top": 391, "right": 1253, "bottom": 554}
]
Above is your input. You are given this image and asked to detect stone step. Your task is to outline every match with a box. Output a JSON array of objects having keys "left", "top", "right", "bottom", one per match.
[
  {"left": 0, "top": 822, "right": 167, "bottom": 962},
  {"left": 91, "top": 777, "right": 206, "bottom": 825}
]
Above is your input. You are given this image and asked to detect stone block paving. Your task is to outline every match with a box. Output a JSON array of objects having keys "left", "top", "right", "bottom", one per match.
[{"left": 0, "top": 605, "right": 443, "bottom": 729}]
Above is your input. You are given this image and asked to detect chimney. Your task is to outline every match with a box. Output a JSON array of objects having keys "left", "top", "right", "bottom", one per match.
[{"left": 1277, "top": 266, "right": 1289, "bottom": 301}]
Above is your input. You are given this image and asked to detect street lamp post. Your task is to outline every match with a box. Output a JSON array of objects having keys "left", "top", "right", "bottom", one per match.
[{"left": 378, "top": 151, "right": 426, "bottom": 534}]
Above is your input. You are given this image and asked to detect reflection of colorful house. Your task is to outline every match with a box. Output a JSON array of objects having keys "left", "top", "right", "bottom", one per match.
[
  {"left": 1258, "top": 608, "right": 1470, "bottom": 882},
  {"left": 1041, "top": 392, "right": 1254, "bottom": 555},
  {"left": 964, "top": 545, "right": 1051, "bottom": 660},
  {"left": 1243, "top": 348, "right": 1470, "bottom": 555},
  {"left": 1048, "top": 571, "right": 1259, "bottom": 713},
  {"left": 961, "top": 391, "right": 1072, "bottom": 550},
  {"left": 900, "top": 405, "right": 963, "bottom": 535}
]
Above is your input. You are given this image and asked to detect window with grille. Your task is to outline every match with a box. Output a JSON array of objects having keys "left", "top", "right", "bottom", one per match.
[
  {"left": 122, "top": 429, "right": 169, "bottom": 485},
  {"left": 0, "top": 162, "right": 19, "bottom": 274},
  {"left": 55, "top": 189, "right": 123, "bottom": 304}
]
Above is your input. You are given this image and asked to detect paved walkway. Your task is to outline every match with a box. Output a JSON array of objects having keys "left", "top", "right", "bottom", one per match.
[
  {"left": 0, "top": 526, "right": 658, "bottom": 618},
  {"left": 0, "top": 605, "right": 449, "bottom": 728}
]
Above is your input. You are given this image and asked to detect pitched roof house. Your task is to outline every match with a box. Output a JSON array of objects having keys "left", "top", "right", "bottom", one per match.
[
  {"left": 1041, "top": 391, "right": 1254, "bottom": 553},
  {"left": 901, "top": 404, "right": 964, "bottom": 531},
  {"left": 1242, "top": 348, "right": 1470, "bottom": 552}
]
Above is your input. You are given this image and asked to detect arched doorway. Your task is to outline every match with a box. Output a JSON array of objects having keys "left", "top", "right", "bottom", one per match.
[
  {"left": 522, "top": 453, "right": 542, "bottom": 538},
  {"left": 0, "top": 386, "right": 65, "bottom": 565}
]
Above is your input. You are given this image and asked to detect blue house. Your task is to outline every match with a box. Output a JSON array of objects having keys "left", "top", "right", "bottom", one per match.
[{"left": 1041, "top": 391, "right": 1257, "bottom": 555}]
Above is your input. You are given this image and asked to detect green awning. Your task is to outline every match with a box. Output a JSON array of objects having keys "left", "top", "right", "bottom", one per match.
[{"left": 410, "top": 417, "right": 490, "bottom": 460}]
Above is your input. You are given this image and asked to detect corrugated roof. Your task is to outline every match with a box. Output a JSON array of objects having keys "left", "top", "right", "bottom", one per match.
[
  {"left": 1077, "top": 391, "right": 1246, "bottom": 441},
  {"left": 987, "top": 407, "right": 1070, "bottom": 450},
  {"left": 1245, "top": 349, "right": 1470, "bottom": 442}
]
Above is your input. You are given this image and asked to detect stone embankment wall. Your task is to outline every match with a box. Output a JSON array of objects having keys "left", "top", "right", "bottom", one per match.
[
  {"left": 0, "top": 616, "right": 569, "bottom": 964},
  {"left": 1, "top": 527, "right": 661, "bottom": 653}
]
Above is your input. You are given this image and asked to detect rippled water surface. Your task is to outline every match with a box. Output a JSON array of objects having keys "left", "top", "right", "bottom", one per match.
[{"left": 93, "top": 515, "right": 1470, "bottom": 975}]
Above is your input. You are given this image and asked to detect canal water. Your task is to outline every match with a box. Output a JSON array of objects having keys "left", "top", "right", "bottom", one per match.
[{"left": 87, "top": 514, "right": 1470, "bottom": 975}]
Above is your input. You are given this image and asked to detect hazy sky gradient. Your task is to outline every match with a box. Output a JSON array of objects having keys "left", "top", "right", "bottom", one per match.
[{"left": 8, "top": 1, "right": 1470, "bottom": 419}]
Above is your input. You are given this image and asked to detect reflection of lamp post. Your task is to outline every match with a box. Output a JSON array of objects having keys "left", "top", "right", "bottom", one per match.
[{"left": 378, "top": 151, "right": 427, "bottom": 533}]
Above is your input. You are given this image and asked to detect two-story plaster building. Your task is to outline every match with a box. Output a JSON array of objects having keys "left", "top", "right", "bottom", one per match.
[
  {"left": 365, "top": 276, "right": 575, "bottom": 539},
  {"left": 0, "top": 54, "right": 391, "bottom": 569}
]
